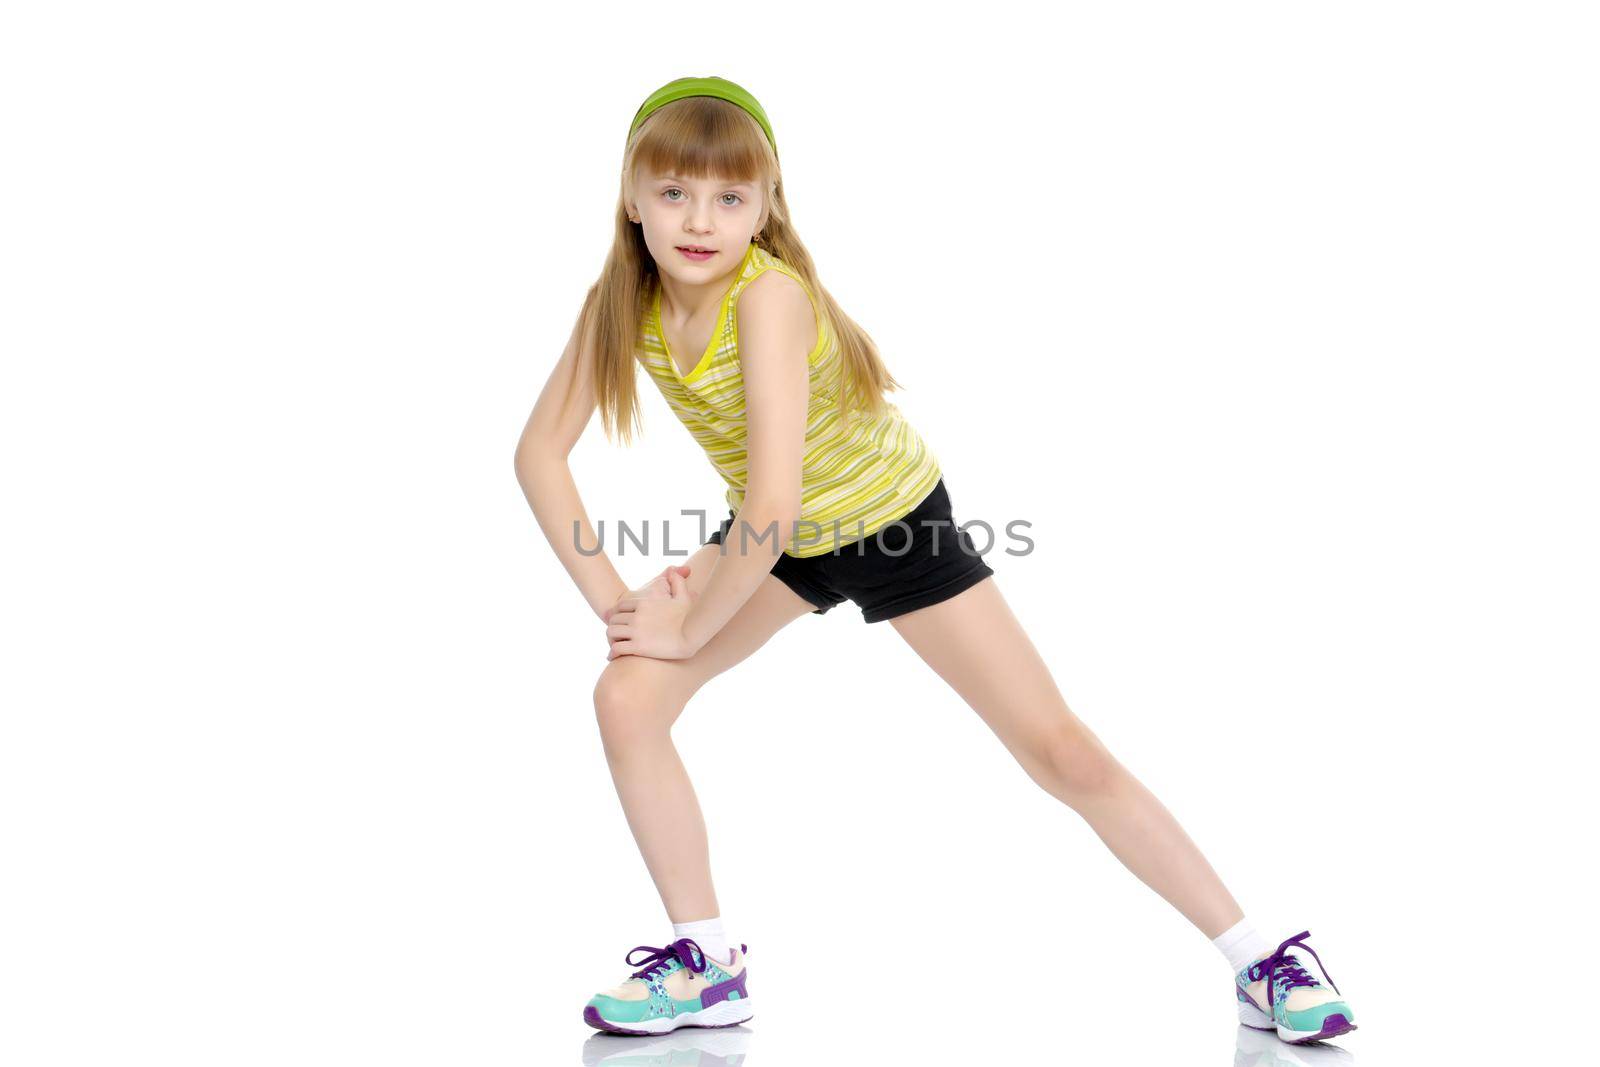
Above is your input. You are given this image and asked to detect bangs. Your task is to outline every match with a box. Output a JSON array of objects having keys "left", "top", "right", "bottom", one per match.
[{"left": 629, "top": 97, "right": 771, "bottom": 187}]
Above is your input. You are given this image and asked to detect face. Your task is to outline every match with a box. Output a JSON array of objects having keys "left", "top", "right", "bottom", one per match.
[{"left": 631, "top": 168, "right": 764, "bottom": 280}]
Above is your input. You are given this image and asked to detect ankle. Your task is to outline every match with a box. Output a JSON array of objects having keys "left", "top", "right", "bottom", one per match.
[
  {"left": 671, "top": 915, "right": 731, "bottom": 965},
  {"left": 1212, "top": 916, "right": 1272, "bottom": 974}
]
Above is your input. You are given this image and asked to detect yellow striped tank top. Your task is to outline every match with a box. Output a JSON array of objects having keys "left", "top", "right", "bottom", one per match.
[{"left": 637, "top": 240, "right": 942, "bottom": 557}]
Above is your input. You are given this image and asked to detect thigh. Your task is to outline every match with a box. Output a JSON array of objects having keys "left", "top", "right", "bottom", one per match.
[
  {"left": 886, "top": 574, "right": 1113, "bottom": 779},
  {"left": 597, "top": 540, "right": 817, "bottom": 719},
  {"left": 820, "top": 477, "right": 995, "bottom": 624}
]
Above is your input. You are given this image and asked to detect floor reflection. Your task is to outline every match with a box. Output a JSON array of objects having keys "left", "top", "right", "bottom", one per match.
[
  {"left": 582, "top": 1025, "right": 753, "bottom": 1066},
  {"left": 1235, "top": 1024, "right": 1355, "bottom": 1065},
  {"left": 578, "top": 1022, "right": 1356, "bottom": 1065}
]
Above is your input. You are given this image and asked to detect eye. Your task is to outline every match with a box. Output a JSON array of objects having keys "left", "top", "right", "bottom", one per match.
[
  {"left": 720, "top": 193, "right": 742, "bottom": 206},
  {"left": 663, "top": 188, "right": 684, "bottom": 201}
]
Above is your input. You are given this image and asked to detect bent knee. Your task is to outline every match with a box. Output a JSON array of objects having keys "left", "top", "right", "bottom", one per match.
[{"left": 592, "top": 661, "right": 681, "bottom": 748}]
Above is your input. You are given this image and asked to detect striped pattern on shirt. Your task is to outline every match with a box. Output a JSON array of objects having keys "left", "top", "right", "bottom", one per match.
[{"left": 636, "top": 240, "right": 942, "bottom": 557}]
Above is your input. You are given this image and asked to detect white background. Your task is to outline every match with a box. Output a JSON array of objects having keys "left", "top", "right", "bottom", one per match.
[{"left": 3, "top": 2, "right": 1596, "bottom": 1064}]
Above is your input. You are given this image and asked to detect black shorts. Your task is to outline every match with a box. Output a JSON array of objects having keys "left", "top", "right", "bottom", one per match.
[{"left": 703, "top": 477, "right": 996, "bottom": 624}]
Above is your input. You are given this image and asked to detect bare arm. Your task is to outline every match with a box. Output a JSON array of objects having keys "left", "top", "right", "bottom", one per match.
[
  {"left": 678, "top": 270, "right": 815, "bottom": 651},
  {"left": 513, "top": 304, "right": 630, "bottom": 622}
]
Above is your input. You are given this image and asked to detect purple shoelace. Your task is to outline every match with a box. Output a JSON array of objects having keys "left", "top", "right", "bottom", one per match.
[
  {"left": 625, "top": 937, "right": 711, "bottom": 981},
  {"left": 1248, "top": 929, "right": 1343, "bottom": 1001},
  {"left": 623, "top": 937, "right": 749, "bottom": 982}
]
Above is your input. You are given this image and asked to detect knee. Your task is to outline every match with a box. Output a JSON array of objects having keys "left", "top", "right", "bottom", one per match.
[
  {"left": 1027, "top": 723, "right": 1122, "bottom": 803},
  {"left": 593, "top": 665, "right": 673, "bottom": 753}
]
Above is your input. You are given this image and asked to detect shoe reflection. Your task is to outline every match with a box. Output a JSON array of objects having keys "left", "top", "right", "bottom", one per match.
[
  {"left": 582, "top": 1025, "right": 752, "bottom": 1066},
  {"left": 1236, "top": 1023, "right": 1356, "bottom": 1065}
]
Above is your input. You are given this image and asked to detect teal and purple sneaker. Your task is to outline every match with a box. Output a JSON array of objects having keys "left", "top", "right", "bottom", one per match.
[
  {"left": 1235, "top": 930, "right": 1357, "bottom": 1044},
  {"left": 583, "top": 937, "right": 753, "bottom": 1035}
]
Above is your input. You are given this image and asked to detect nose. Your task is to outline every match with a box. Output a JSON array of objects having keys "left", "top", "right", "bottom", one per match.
[{"left": 685, "top": 200, "right": 714, "bottom": 235}]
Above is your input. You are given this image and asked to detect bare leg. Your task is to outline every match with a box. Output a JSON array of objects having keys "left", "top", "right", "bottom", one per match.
[
  {"left": 593, "top": 541, "right": 816, "bottom": 923},
  {"left": 889, "top": 576, "right": 1246, "bottom": 938}
]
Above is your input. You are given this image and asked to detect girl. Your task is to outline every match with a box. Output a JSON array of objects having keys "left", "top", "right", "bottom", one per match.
[{"left": 514, "top": 76, "right": 1356, "bottom": 1045}]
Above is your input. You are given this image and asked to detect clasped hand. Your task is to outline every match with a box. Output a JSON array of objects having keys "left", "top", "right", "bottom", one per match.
[{"left": 602, "top": 563, "right": 700, "bottom": 661}]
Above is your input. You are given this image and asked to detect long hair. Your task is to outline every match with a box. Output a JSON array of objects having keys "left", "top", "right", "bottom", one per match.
[{"left": 569, "top": 94, "right": 904, "bottom": 445}]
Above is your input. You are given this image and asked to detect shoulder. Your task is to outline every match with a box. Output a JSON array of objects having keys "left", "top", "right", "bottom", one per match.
[
  {"left": 738, "top": 262, "right": 812, "bottom": 319},
  {"left": 733, "top": 260, "right": 818, "bottom": 361}
]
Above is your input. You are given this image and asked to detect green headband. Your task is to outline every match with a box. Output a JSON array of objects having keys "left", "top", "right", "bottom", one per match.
[{"left": 627, "top": 75, "right": 778, "bottom": 158}]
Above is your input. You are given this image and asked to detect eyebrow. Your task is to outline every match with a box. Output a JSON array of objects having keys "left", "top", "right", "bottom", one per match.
[{"left": 656, "top": 174, "right": 755, "bottom": 189}]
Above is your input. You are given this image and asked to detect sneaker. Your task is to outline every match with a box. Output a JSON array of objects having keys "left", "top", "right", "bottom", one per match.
[
  {"left": 583, "top": 937, "right": 754, "bottom": 1035},
  {"left": 1234, "top": 930, "right": 1357, "bottom": 1044}
]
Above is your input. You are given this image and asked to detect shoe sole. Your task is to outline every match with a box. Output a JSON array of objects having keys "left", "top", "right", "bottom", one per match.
[
  {"left": 583, "top": 999, "right": 755, "bottom": 1035},
  {"left": 1238, "top": 993, "right": 1357, "bottom": 1043}
]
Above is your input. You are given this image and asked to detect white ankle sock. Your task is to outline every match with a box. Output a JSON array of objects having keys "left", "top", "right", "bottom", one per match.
[
  {"left": 672, "top": 916, "right": 731, "bottom": 965},
  {"left": 1213, "top": 916, "right": 1272, "bottom": 974}
]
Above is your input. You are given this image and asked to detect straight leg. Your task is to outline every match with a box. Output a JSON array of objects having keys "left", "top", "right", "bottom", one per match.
[{"left": 888, "top": 576, "right": 1247, "bottom": 939}]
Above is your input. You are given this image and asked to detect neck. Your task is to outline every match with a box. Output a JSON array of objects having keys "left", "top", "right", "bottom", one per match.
[{"left": 655, "top": 242, "right": 751, "bottom": 321}]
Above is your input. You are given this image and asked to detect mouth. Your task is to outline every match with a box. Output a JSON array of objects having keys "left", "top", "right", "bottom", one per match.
[{"left": 677, "top": 245, "right": 715, "bottom": 253}]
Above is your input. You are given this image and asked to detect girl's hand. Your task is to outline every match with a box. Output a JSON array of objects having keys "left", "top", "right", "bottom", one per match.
[
  {"left": 606, "top": 567, "right": 699, "bottom": 661},
  {"left": 602, "top": 563, "right": 691, "bottom": 625}
]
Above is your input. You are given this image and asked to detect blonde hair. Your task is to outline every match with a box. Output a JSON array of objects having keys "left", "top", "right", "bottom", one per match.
[{"left": 570, "top": 94, "right": 904, "bottom": 445}]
